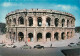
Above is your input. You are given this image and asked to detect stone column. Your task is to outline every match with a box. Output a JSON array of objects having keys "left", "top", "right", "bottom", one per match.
[
  {"left": 24, "top": 17, "right": 26, "bottom": 26},
  {"left": 65, "top": 30, "right": 67, "bottom": 39},
  {"left": 51, "top": 30, "right": 54, "bottom": 41},
  {"left": 69, "top": 19, "right": 71, "bottom": 27},
  {"left": 43, "top": 29, "right": 46, "bottom": 42},
  {"left": 33, "top": 16, "right": 37, "bottom": 27},
  {"left": 42, "top": 16, "right": 46, "bottom": 27},
  {"left": 16, "top": 15, "right": 19, "bottom": 26},
  {"left": 53, "top": 18, "right": 55, "bottom": 27},
  {"left": 50, "top": 16, "right": 54, "bottom": 26},
  {"left": 59, "top": 32, "right": 61, "bottom": 40},
  {"left": 33, "top": 29, "right": 37, "bottom": 42},
  {"left": 73, "top": 29, "right": 75, "bottom": 37},
  {"left": 26, "top": 17, "right": 29, "bottom": 26},
  {"left": 24, "top": 30, "right": 26, "bottom": 42},
  {"left": 65, "top": 19, "right": 67, "bottom": 27},
  {"left": 16, "top": 28, "right": 18, "bottom": 41},
  {"left": 59, "top": 19, "right": 61, "bottom": 27}
]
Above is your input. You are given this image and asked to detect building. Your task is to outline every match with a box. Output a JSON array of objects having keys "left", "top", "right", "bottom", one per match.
[
  {"left": 75, "top": 27, "right": 80, "bottom": 33},
  {"left": 5, "top": 9, "right": 75, "bottom": 43},
  {"left": 0, "top": 23, "right": 6, "bottom": 34}
]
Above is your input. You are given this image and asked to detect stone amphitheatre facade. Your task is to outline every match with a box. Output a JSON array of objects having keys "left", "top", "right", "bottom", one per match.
[{"left": 6, "top": 9, "right": 75, "bottom": 43}]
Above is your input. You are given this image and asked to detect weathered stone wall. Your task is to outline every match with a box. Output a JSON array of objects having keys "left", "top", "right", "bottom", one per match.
[{"left": 6, "top": 9, "right": 75, "bottom": 42}]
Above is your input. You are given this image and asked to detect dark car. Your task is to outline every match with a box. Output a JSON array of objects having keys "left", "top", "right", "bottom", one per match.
[
  {"left": 68, "top": 43, "right": 77, "bottom": 47},
  {"left": 34, "top": 44, "right": 44, "bottom": 49},
  {"left": 21, "top": 44, "right": 31, "bottom": 49}
]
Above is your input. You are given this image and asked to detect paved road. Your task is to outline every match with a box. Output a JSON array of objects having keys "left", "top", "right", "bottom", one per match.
[
  {"left": 0, "top": 46, "right": 80, "bottom": 56},
  {"left": 0, "top": 47, "right": 64, "bottom": 56}
]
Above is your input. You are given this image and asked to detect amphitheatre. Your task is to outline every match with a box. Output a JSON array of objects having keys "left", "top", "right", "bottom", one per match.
[{"left": 1, "top": 9, "right": 78, "bottom": 47}]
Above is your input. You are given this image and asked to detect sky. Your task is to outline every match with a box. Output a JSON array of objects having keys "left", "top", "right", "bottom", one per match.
[{"left": 0, "top": 0, "right": 80, "bottom": 27}]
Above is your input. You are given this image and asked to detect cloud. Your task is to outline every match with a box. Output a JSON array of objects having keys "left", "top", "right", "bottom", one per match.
[
  {"left": 55, "top": 4, "right": 79, "bottom": 11},
  {"left": 2, "top": 2, "right": 24, "bottom": 7},
  {"left": 0, "top": 2, "right": 80, "bottom": 26},
  {"left": 2, "top": 2, "right": 13, "bottom": 7}
]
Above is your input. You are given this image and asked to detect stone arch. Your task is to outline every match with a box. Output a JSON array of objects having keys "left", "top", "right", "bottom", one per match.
[
  {"left": 28, "top": 17, "right": 33, "bottom": 26},
  {"left": 37, "top": 17, "right": 42, "bottom": 26},
  {"left": 71, "top": 32, "right": 72, "bottom": 37},
  {"left": 12, "top": 32, "right": 16, "bottom": 42},
  {"left": 67, "top": 20, "right": 69, "bottom": 27},
  {"left": 9, "top": 19, "right": 11, "bottom": 26},
  {"left": 46, "top": 17, "right": 51, "bottom": 26},
  {"left": 13, "top": 18, "right": 16, "bottom": 24},
  {"left": 71, "top": 20, "right": 73, "bottom": 27},
  {"left": 6, "top": 19, "right": 8, "bottom": 24},
  {"left": 9, "top": 32, "right": 11, "bottom": 39},
  {"left": 18, "top": 32, "right": 24, "bottom": 41},
  {"left": 28, "top": 33, "right": 33, "bottom": 42},
  {"left": 71, "top": 19, "right": 75, "bottom": 27},
  {"left": 62, "top": 19, "right": 65, "bottom": 27},
  {"left": 67, "top": 32, "right": 69, "bottom": 39},
  {"left": 18, "top": 16, "right": 24, "bottom": 24},
  {"left": 55, "top": 18, "right": 59, "bottom": 27},
  {"left": 54, "top": 32, "right": 59, "bottom": 40},
  {"left": 46, "top": 32, "right": 51, "bottom": 41},
  {"left": 61, "top": 32, "right": 65, "bottom": 40},
  {"left": 37, "top": 33, "right": 42, "bottom": 42},
  {"left": 9, "top": 19, "right": 11, "bottom": 23}
]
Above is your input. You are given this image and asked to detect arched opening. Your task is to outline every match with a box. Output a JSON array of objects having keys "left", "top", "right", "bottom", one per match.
[
  {"left": 37, "top": 33, "right": 42, "bottom": 42},
  {"left": 28, "top": 33, "right": 33, "bottom": 42},
  {"left": 13, "top": 32, "right": 15, "bottom": 42},
  {"left": 13, "top": 32, "right": 15, "bottom": 37},
  {"left": 67, "top": 32, "right": 69, "bottom": 39},
  {"left": 13, "top": 18, "right": 16, "bottom": 24},
  {"left": 18, "top": 32, "right": 24, "bottom": 41},
  {"left": 55, "top": 18, "right": 59, "bottom": 27},
  {"left": 37, "top": 17, "right": 42, "bottom": 26},
  {"left": 9, "top": 19, "right": 11, "bottom": 26},
  {"left": 71, "top": 32, "right": 72, "bottom": 37},
  {"left": 46, "top": 32, "right": 51, "bottom": 41},
  {"left": 46, "top": 17, "right": 51, "bottom": 26},
  {"left": 61, "top": 32, "right": 65, "bottom": 40},
  {"left": 67, "top": 20, "right": 69, "bottom": 27},
  {"left": 19, "top": 17, "right": 24, "bottom": 24},
  {"left": 71, "top": 20, "right": 72, "bottom": 27},
  {"left": 28, "top": 17, "right": 33, "bottom": 26},
  {"left": 9, "top": 19, "right": 11, "bottom": 23},
  {"left": 54, "top": 32, "right": 59, "bottom": 40},
  {"left": 6, "top": 20, "right": 8, "bottom": 24},
  {"left": 62, "top": 19, "right": 65, "bottom": 27},
  {"left": 9, "top": 32, "right": 11, "bottom": 39}
]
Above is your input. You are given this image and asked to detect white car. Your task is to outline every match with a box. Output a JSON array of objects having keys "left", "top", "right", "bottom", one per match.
[
  {"left": 77, "top": 42, "right": 80, "bottom": 45},
  {"left": 68, "top": 43, "right": 77, "bottom": 47},
  {"left": 6, "top": 44, "right": 16, "bottom": 48},
  {"left": 0, "top": 43, "right": 5, "bottom": 47}
]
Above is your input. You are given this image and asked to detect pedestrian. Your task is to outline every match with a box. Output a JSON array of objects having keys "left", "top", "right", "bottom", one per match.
[{"left": 50, "top": 43, "right": 52, "bottom": 47}]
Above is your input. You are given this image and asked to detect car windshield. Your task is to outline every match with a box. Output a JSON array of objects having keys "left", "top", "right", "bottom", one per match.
[
  {"left": 36, "top": 45, "right": 40, "bottom": 46},
  {"left": 70, "top": 43, "right": 74, "bottom": 44}
]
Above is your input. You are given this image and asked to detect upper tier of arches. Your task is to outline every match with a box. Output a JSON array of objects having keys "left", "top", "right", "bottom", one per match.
[{"left": 6, "top": 15, "right": 75, "bottom": 27}]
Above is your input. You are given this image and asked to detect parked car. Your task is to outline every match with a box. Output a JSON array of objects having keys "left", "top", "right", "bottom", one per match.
[
  {"left": 77, "top": 42, "right": 80, "bottom": 45},
  {"left": 68, "top": 43, "right": 77, "bottom": 47},
  {"left": 6, "top": 44, "right": 16, "bottom": 48},
  {"left": 34, "top": 44, "right": 44, "bottom": 49},
  {"left": 21, "top": 44, "right": 31, "bottom": 49},
  {"left": 0, "top": 43, "right": 5, "bottom": 47}
]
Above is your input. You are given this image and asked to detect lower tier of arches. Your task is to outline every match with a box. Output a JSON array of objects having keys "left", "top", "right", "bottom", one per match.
[{"left": 6, "top": 27, "right": 75, "bottom": 42}]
